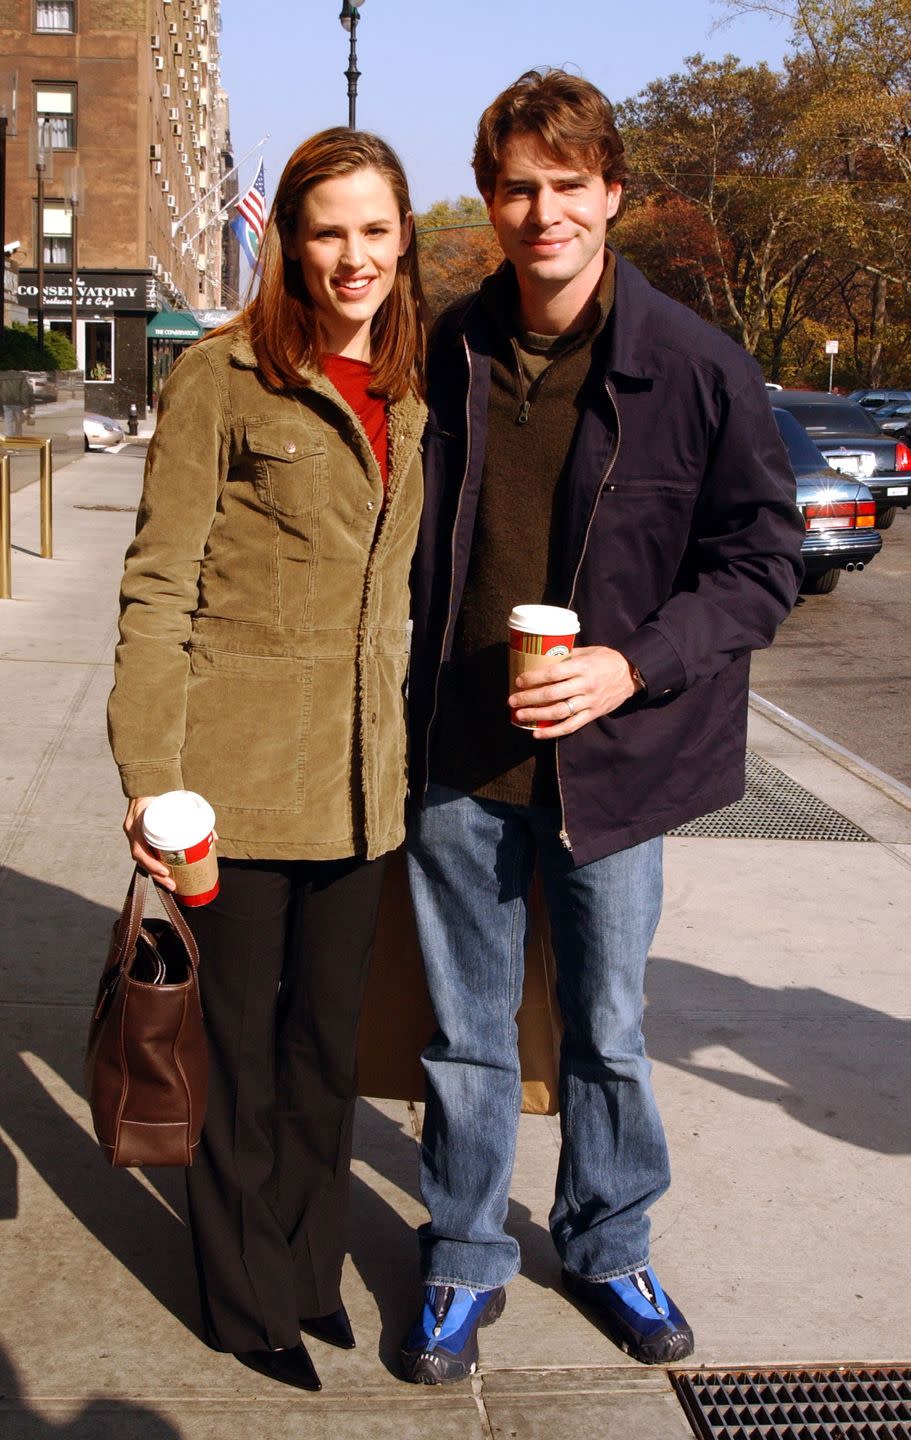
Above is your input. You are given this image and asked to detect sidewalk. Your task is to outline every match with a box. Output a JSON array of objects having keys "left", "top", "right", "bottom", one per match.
[{"left": 1, "top": 447, "right": 909, "bottom": 1439}]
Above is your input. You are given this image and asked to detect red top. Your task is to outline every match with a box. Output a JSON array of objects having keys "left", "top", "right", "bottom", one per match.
[{"left": 322, "top": 353, "right": 389, "bottom": 492}]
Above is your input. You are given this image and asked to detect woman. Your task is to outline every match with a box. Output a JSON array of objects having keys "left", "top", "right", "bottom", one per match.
[{"left": 107, "top": 129, "right": 427, "bottom": 1392}]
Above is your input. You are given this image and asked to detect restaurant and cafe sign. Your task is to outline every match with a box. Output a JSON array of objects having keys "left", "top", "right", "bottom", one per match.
[{"left": 17, "top": 269, "right": 159, "bottom": 313}]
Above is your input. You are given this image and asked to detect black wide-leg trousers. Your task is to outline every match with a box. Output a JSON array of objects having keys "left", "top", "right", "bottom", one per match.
[{"left": 183, "top": 853, "right": 388, "bottom": 1353}]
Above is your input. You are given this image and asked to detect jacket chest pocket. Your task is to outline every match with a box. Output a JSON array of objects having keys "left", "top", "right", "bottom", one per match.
[{"left": 244, "top": 420, "right": 328, "bottom": 517}]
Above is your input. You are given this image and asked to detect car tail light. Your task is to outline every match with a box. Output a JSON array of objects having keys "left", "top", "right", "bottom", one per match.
[
  {"left": 804, "top": 499, "right": 874, "bottom": 531},
  {"left": 895, "top": 442, "right": 911, "bottom": 472},
  {"left": 856, "top": 500, "right": 876, "bottom": 528}
]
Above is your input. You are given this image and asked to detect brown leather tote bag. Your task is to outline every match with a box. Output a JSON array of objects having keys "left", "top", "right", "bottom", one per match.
[{"left": 85, "top": 865, "right": 208, "bottom": 1167}]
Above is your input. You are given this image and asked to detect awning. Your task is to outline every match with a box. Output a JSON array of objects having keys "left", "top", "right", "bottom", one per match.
[{"left": 146, "top": 310, "right": 204, "bottom": 341}]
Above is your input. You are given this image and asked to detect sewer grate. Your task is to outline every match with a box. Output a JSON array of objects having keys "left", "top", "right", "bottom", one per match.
[
  {"left": 672, "top": 1366, "right": 911, "bottom": 1440},
  {"left": 668, "top": 751, "right": 872, "bottom": 841}
]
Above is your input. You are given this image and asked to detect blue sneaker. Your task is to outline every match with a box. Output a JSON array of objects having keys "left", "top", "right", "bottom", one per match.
[
  {"left": 400, "top": 1284, "right": 506, "bottom": 1384},
  {"left": 563, "top": 1266, "right": 694, "bottom": 1364}
]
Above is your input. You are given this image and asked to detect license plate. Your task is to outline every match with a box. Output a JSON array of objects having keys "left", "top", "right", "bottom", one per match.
[{"left": 886, "top": 485, "right": 908, "bottom": 496}]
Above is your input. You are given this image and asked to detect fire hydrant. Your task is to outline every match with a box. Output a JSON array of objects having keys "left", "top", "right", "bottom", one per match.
[{"left": 127, "top": 402, "right": 139, "bottom": 437}]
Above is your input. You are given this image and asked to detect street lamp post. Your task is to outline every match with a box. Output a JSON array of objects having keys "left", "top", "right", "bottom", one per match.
[
  {"left": 64, "top": 164, "right": 84, "bottom": 358},
  {"left": 0, "top": 71, "right": 18, "bottom": 335},
  {"left": 339, "top": 0, "right": 366, "bottom": 129},
  {"left": 31, "top": 118, "right": 52, "bottom": 361}
]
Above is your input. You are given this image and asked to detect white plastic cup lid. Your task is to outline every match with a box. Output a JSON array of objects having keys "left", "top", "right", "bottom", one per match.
[
  {"left": 508, "top": 604, "right": 580, "bottom": 636},
  {"left": 142, "top": 790, "right": 216, "bottom": 851}
]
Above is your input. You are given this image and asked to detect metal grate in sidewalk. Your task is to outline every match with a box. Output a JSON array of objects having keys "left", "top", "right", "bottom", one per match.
[
  {"left": 668, "top": 751, "right": 872, "bottom": 841},
  {"left": 672, "top": 1366, "right": 911, "bottom": 1439}
]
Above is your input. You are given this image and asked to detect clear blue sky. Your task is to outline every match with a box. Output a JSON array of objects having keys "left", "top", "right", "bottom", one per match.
[{"left": 219, "top": 0, "right": 793, "bottom": 214}]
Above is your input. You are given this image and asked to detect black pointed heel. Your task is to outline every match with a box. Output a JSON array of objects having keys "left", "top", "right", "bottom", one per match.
[
  {"left": 300, "top": 1304, "right": 356, "bottom": 1350},
  {"left": 234, "top": 1341, "right": 322, "bottom": 1391}
]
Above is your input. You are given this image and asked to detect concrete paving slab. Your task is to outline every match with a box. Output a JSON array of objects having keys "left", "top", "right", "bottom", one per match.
[
  {"left": 18, "top": 727, "right": 126, "bottom": 828},
  {"left": 0, "top": 1396, "right": 486, "bottom": 1440},
  {"left": 66, "top": 662, "right": 117, "bottom": 735},
  {"left": 0, "top": 661, "right": 96, "bottom": 730},
  {"left": 658, "top": 836, "right": 910, "bottom": 1012},
  {"left": 481, "top": 1368, "right": 694, "bottom": 1440},
  {"left": 0, "top": 726, "right": 58, "bottom": 819}
]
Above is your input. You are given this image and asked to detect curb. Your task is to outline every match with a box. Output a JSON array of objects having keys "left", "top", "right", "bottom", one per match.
[{"left": 748, "top": 691, "right": 911, "bottom": 808}]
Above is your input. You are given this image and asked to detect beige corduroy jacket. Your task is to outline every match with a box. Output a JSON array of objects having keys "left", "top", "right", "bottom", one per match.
[{"left": 107, "top": 328, "right": 426, "bottom": 861}]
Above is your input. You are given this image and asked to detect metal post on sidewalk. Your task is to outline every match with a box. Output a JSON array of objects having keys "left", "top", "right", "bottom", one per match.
[
  {"left": 0, "top": 435, "right": 54, "bottom": 558},
  {"left": 1, "top": 451, "right": 11, "bottom": 599}
]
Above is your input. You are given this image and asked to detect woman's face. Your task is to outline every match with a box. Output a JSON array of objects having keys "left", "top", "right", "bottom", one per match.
[{"left": 285, "top": 166, "right": 413, "bottom": 361}]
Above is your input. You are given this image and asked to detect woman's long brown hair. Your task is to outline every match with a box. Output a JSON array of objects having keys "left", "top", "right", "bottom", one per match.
[{"left": 223, "top": 129, "right": 426, "bottom": 401}]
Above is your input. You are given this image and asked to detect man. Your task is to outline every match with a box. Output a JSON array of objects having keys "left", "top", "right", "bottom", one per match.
[
  {"left": 400, "top": 69, "right": 804, "bottom": 1384},
  {"left": 0, "top": 370, "right": 33, "bottom": 438}
]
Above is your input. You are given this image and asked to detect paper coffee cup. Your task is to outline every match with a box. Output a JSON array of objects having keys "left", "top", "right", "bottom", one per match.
[
  {"left": 508, "top": 604, "right": 580, "bottom": 730},
  {"left": 142, "top": 790, "right": 219, "bottom": 907}
]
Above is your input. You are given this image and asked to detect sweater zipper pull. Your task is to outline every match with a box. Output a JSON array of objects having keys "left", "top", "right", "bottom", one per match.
[{"left": 517, "top": 400, "right": 530, "bottom": 425}]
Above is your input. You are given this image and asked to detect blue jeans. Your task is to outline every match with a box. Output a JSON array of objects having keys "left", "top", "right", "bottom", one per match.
[{"left": 406, "top": 784, "right": 669, "bottom": 1290}]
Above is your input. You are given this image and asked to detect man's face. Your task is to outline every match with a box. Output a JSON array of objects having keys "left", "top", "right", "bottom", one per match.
[{"left": 486, "top": 134, "right": 621, "bottom": 299}]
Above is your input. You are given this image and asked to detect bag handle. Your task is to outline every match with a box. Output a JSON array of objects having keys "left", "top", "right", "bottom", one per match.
[{"left": 110, "top": 865, "right": 201, "bottom": 975}]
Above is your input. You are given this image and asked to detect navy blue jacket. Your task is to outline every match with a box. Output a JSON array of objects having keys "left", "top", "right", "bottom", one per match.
[{"left": 409, "top": 252, "right": 805, "bottom": 864}]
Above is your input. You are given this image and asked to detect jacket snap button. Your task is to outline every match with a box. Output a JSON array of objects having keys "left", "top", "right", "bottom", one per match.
[
  {"left": 366, "top": 500, "right": 375, "bottom": 511},
  {"left": 283, "top": 441, "right": 297, "bottom": 455}
]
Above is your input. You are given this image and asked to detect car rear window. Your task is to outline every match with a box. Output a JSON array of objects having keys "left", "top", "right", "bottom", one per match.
[{"left": 788, "top": 402, "right": 881, "bottom": 437}]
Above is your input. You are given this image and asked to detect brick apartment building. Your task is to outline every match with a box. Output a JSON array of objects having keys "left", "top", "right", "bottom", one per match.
[{"left": 0, "top": 0, "right": 235, "bottom": 416}]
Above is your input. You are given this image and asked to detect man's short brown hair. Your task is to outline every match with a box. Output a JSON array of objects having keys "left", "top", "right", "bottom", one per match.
[{"left": 472, "top": 68, "right": 628, "bottom": 218}]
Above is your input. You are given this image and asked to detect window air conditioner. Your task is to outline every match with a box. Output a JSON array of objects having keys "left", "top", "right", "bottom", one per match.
[
  {"left": 154, "top": 55, "right": 164, "bottom": 70},
  {"left": 168, "top": 106, "right": 180, "bottom": 120},
  {"left": 151, "top": 34, "right": 161, "bottom": 48},
  {"left": 161, "top": 84, "right": 171, "bottom": 97},
  {"left": 150, "top": 143, "right": 162, "bottom": 159}
]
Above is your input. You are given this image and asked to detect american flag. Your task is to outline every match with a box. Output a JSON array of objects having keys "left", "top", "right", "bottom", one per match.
[{"left": 232, "top": 160, "right": 267, "bottom": 268}]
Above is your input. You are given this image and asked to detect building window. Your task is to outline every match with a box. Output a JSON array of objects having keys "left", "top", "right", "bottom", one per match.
[
  {"left": 35, "top": 85, "right": 76, "bottom": 149},
  {"left": 85, "top": 320, "right": 113, "bottom": 382},
  {"left": 41, "top": 203, "right": 72, "bottom": 264},
  {"left": 35, "top": 2, "right": 75, "bottom": 32}
]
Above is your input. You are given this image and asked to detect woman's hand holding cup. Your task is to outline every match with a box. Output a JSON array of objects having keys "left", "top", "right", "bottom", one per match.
[{"left": 123, "top": 797, "right": 177, "bottom": 889}]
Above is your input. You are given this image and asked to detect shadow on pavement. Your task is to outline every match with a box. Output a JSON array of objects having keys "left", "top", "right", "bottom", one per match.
[
  {"left": 0, "top": 1343, "right": 181, "bottom": 1440},
  {"left": 646, "top": 955, "right": 911, "bottom": 1154},
  {"left": 0, "top": 870, "right": 437, "bottom": 1358},
  {"left": 0, "top": 867, "right": 203, "bottom": 1336}
]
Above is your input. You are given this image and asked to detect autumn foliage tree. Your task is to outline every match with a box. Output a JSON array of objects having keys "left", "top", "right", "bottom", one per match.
[{"left": 416, "top": 197, "right": 501, "bottom": 318}]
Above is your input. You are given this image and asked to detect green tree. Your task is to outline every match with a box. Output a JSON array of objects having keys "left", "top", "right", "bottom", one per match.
[{"left": 0, "top": 323, "right": 77, "bottom": 372}]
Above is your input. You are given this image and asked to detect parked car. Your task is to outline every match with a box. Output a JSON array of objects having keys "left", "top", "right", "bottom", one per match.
[
  {"left": 773, "top": 407, "right": 882, "bottom": 595},
  {"left": 83, "top": 413, "right": 125, "bottom": 450},
  {"left": 772, "top": 390, "right": 911, "bottom": 528},
  {"left": 847, "top": 388, "right": 911, "bottom": 411},
  {"left": 23, "top": 371, "right": 59, "bottom": 404},
  {"left": 869, "top": 401, "right": 911, "bottom": 438}
]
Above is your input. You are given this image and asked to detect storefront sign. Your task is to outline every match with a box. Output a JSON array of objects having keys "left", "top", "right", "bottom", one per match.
[{"left": 17, "top": 270, "right": 159, "bottom": 312}]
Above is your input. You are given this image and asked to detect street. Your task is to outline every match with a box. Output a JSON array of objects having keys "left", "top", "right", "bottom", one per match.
[{"left": 751, "top": 510, "right": 911, "bottom": 786}]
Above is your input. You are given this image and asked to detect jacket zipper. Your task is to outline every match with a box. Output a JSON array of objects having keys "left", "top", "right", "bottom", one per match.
[
  {"left": 555, "top": 377, "right": 622, "bottom": 852},
  {"left": 422, "top": 337, "right": 475, "bottom": 798}
]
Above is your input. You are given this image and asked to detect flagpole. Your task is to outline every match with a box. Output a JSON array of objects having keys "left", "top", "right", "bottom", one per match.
[{"left": 171, "top": 135, "right": 269, "bottom": 236}]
